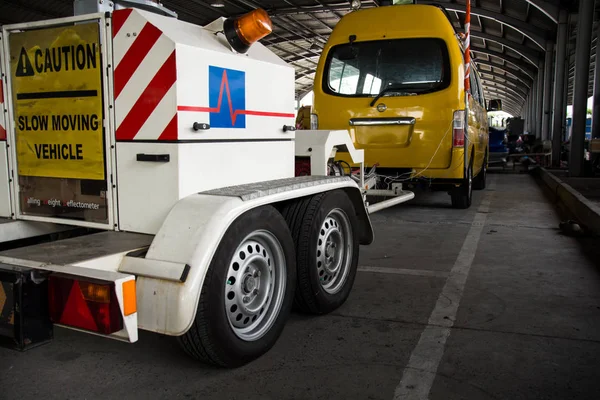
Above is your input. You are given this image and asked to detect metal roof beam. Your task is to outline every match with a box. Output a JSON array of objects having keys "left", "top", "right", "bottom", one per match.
[
  {"left": 485, "top": 86, "right": 524, "bottom": 102},
  {"left": 268, "top": 2, "right": 377, "bottom": 15},
  {"left": 471, "top": 47, "right": 537, "bottom": 77},
  {"left": 467, "top": 31, "right": 542, "bottom": 66},
  {"left": 418, "top": 1, "right": 548, "bottom": 50},
  {"left": 525, "top": 0, "right": 559, "bottom": 24},
  {"left": 484, "top": 97, "right": 521, "bottom": 115},
  {"left": 484, "top": 95, "right": 520, "bottom": 114},
  {"left": 478, "top": 74, "right": 529, "bottom": 98},
  {"left": 480, "top": 79, "right": 527, "bottom": 102},
  {"left": 478, "top": 71, "right": 530, "bottom": 97},
  {"left": 484, "top": 88, "right": 524, "bottom": 108},
  {"left": 296, "top": 68, "right": 316, "bottom": 81},
  {"left": 474, "top": 59, "right": 533, "bottom": 87},
  {"left": 269, "top": 29, "right": 542, "bottom": 69}
]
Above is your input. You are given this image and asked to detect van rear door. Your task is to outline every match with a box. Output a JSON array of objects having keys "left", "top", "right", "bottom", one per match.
[{"left": 318, "top": 37, "right": 459, "bottom": 169}]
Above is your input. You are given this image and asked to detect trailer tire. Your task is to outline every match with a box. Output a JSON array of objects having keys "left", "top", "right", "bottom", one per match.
[
  {"left": 178, "top": 205, "right": 296, "bottom": 368},
  {"left": 282, "top": 190, "right": 359, "bottom": 315}
]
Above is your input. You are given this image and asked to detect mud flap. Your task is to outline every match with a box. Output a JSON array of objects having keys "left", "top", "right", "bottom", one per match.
[{"left": 0, "top": 265, "right": 53, "bottom": 350}]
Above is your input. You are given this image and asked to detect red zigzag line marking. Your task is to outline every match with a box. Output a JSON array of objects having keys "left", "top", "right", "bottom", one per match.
[{"left": 177, "top": 69, "right": 294, "bottom": 122}]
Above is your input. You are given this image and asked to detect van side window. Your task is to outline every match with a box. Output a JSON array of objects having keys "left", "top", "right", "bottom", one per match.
[
  {"left": 474, "top": 71, "right": 485, "bottom": 106},
  {"left": 469, "top": 71, "right": 480, "bottom": 104}
]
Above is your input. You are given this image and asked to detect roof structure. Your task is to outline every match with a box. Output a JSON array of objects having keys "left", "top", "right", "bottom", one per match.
[{"left": 0, "top": 0, "right": 597, "bottom": 116}]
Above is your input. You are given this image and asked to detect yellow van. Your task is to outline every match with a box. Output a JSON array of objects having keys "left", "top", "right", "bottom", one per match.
[{"left": 311, "top": 4, "right": 499, "bottom": 208}]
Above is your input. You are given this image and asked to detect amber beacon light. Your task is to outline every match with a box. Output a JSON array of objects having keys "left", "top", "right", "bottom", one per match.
[{"left": 224, "top": 8, "right": 273, "bottom": 53}]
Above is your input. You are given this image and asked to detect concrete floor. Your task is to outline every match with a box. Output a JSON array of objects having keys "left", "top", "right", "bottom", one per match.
[{"left": 1, "top": 173, "right": 600, "bottom": 400}]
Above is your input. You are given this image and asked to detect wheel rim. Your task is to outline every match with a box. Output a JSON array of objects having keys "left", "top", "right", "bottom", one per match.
[
  {"left": 316, "top": 208, "right": 353, "bottom": 294},
  {"left": 224, "top": 230, "right": 286, "bottom": 342}
]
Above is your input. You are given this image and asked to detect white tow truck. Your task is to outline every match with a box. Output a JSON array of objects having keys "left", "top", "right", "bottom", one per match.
[{"left": 0, "top": 0, "right": 413, "bottom": 367}]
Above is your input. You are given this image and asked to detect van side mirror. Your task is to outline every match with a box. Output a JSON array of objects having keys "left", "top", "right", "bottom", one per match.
[{"left": 487, "top": 99, "right": 502, "bottom": 112}]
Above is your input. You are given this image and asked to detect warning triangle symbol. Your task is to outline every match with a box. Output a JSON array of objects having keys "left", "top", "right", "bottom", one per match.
[{"left": 15, "top": 47, "right": 34, "bottom": 77}]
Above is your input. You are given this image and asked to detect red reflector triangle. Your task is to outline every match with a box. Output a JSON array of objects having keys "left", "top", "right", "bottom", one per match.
[{"left": 59, "top": 282, "right": 99, "bottom": 332}]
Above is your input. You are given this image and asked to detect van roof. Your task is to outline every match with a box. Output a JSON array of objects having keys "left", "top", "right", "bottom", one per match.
[{"left": 327, "top": 4, "right": 458, "bottom": 45}]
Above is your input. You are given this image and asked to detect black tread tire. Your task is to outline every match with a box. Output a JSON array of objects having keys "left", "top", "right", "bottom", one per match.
[
  {"left": 473, "top": 150, "right": 487, "bottom": 190},
  {"left": 281, "top": 190, "right": 359, "bottom": 315},
  {"left": 178, "top": 205, "right": 296, "bottom": 368},
  {"left": 450, "top": 162, "right": 473, "bottom": 209}
]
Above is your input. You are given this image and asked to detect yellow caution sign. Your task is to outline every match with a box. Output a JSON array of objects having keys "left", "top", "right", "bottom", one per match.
[{"left": 9, "top": 22, "right": 105, "bottom": 180}]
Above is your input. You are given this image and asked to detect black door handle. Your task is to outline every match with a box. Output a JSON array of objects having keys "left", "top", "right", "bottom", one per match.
[{"left": 136, "top": 153, "right": 170, "bottom": 162}]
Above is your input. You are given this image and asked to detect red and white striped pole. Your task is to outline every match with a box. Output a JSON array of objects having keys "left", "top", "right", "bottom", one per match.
[{"left": 464, "top": 0, "right": 471, "bottom": 93}]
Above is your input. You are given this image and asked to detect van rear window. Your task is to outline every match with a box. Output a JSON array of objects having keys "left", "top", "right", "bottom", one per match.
[{"left": 323, "top": 38, "right": 451, "bottom": 98}]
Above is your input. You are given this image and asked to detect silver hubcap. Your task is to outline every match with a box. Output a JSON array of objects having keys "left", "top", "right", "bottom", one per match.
[
  {"left": 317, "top": 209, "right": 353, "bottom": 294},
  {"left": 224, "top": 230, "right": 286, "bottom": 341}
]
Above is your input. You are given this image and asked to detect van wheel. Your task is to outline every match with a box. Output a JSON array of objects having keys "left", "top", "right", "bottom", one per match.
[
  {"left": 178, "top": 206, "right": 296, "bottom": 368},
  {"left": 450, "top": 163, "right": 473, "bottom": 209},
  {"left": 473, "top": 152, "right": 487, "bottom": 190},
  {"left": 282, "top": 190, "right": 359, "bottom": 315}
]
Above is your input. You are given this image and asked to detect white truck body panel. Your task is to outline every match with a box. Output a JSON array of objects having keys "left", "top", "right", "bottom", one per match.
[
  {"left": 0, "top": 147, "right": 11, "bottom": 218},
  {"left": 116, "top": 140, "right": 294, "bottom": 234},
  {"left": 0, "top": 39, "right": 11, "bottom": 219}
]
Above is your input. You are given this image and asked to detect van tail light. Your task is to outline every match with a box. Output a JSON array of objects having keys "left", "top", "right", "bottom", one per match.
[
  {"left": 48, "top": 275, "right": 123, "bottom": 335},
  {"left": 453, "top": 110, "right": 465, "bottom": 147},
  {"left": 310, "top": 113, "right": 319, "bottom": 130}
]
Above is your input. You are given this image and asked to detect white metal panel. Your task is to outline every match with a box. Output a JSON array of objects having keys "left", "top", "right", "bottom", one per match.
[
  {"left": 116, "top": 140, "right": 294, "bottom": 234},
  {"left": 177, "top": 140, "right": 295, "bottom": 198},
  {"left": 0, "top": 219, "right": 72, "bottom": 242},
  {"left": 116, "top": 142, "right": 180, "bottom": 234},
  {"left": 175, "top": 43, "right": 296, "bottom": 141},
  {"left": 0, "top": 145, "right": 11, "bottom": 217},
  {"left": 119, "top": 256, "right": 187, "bottom": 282},
  {"left": 139, "top": 11, "right": 289, "bottom": 67},
  {"left": 295, "top": 130, "right": 365, "bottom": 175},
  {"left": 136, "top": 178, "right": 370, "bottom": 335}
]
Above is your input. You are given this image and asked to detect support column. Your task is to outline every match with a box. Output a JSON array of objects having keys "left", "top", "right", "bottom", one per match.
[
  {"left": 570, "top": 0, "right": 595, "bottom": 176},
  {"left": 536, "top": 59, "right": 545, "bottom": 138},
  {"left": 527, "top": 94, "right": 532, "bottom": 132},
  {"left": 552, "top": 9, "right": 569, "bottom": 166},
  {"left": 529, "top": 75, "right": 538, "bottom": 134},
  {"left": 592, "top": 13, "right": 600, "bottom": 141},
  {"left": 542, "top": 41, "right": 555, "bottom": 141},
  {"left": 524, "top": 95, "right": 529, "bottom": 131}
]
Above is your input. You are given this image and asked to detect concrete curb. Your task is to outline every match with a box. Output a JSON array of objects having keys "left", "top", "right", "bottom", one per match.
[{"left": 534, "top": 167, "right": 600, "bottom": 236}]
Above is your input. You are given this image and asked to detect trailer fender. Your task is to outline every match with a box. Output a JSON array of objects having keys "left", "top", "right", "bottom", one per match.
[{"left": 130, "top": 176, "right": 373, "bottom": 336}]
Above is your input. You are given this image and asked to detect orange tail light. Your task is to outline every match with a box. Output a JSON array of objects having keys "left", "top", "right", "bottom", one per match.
[{"left": 224, "top": 8, "right": 273, "bottom": 53}]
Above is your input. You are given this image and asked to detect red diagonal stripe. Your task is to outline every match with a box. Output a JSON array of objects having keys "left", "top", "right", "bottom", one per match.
[
  {"left": 158, "top": 114, "right": 178, "bottom": 140},
  {"left": 116, "top": 51, "right": 176, "bottom": 140},
  {"left": 112, "top": 8, "right": 133, "bottom": 37},
  {"left": 0, "top": 125, "right": 6, "bottom": 141},
  {"left": 0, "top": 79, "right": 4, "bottom": 103},
  {"left": 113, "top": 22, "right": 162, "bottom": 99}
]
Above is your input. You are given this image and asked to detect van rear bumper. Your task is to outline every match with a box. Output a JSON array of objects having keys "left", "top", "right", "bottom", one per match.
[{"left": 335, "top": 148, "right": 466, "bottom": 181}]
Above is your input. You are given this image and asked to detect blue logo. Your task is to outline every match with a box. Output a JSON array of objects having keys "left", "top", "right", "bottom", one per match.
[{"left": 208, "top": 66, "right": 246, "bottom": 129}]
